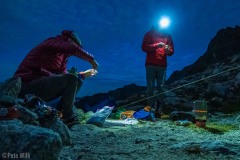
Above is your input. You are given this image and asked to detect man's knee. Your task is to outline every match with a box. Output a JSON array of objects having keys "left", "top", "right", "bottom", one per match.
[
  {"left": 64, "top": 73, "right": 83, "bottom": 89},
  {"left": 64, "top": 73, "right": 79, "bottom": 84}
]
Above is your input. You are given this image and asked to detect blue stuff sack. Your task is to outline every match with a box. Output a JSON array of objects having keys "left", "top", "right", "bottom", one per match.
[{"left": 133, "top": 109, "right": 155, "bottom": 121}]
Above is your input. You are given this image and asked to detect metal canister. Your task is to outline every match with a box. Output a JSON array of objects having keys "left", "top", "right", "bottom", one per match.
[{"left": 192, "top": 100, "right": 208, "bottom": 127}]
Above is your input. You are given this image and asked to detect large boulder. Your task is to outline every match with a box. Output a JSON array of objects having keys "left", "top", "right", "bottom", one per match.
[
  {"left": 41, "top": 119, "right": 72, "bottom": 146},
  {"left": 0, "top": 77, "right": 21, "bottom": 98},
  {"left": 0, "top": 77, "right": 72, "bottom": 159},
  {"left": 0, "top": 120, "right": 62, "bottom": 160}
]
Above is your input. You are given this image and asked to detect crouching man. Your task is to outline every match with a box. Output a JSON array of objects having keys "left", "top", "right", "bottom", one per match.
[{"left": 14, "top": 30, "right": 99, "bottom": 128}]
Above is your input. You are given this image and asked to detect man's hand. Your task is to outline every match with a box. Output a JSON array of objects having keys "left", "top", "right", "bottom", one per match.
[
  {"left": 79, "top": 69, "right": 98, "bottom": 79},
  {"left": 157, "top": 42, "right": 165, "bottom": 48},
  {"left": 90, "top": 60, "right": 99, "bottom": 70}
]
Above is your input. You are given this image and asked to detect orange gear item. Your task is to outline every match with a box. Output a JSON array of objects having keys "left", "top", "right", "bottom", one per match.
[
  {"left": 144, "top": 106, "right": 152, "bottom": 112},
  {"left": 120, "top": 110, "right": 136, "bottom": 119}
]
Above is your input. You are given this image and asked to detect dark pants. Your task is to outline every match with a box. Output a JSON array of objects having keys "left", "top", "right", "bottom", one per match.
[
  {"left": 146, "top": 65, "right": 166, "bottom": 108},
  {"left": 19, "top": 73, "right": 82, "bottom": 119}
]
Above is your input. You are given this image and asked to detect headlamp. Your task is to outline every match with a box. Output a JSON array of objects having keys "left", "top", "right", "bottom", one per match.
[{"left": 158, "top": 17, "right": 170, "bottom": 29}]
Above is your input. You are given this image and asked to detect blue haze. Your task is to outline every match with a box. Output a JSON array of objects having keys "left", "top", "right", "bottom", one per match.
[{"left": 0, "top": 0, "right": 240, "bottom": 96}]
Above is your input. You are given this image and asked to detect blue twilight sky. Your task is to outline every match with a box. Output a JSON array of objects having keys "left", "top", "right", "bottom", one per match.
[{"left": 1, "top": 0, "right": 240, "bottom": 97}]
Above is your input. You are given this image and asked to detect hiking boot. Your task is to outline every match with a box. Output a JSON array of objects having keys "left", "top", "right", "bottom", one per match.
[
  {"left": 63, "top": 116, "right": 80, "bottom": 128},
  {"left": 150, "top": 112, "right": 156, "bottom": 122}
]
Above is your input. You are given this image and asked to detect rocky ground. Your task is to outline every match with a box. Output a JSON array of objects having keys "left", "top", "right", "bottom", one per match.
[{"left": 60, "top": 112, "right": 240, "bottom": 160}]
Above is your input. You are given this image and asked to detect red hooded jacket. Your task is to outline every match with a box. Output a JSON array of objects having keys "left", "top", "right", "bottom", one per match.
[
  {"left": 142, "top": 28, "right": 174, "bottom": 67},
  {"left": 14, "top": 30, "right": 94, "bottom": 82}
]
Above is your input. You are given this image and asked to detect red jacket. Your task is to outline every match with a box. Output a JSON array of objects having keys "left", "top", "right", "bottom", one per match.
[
  {"left": 142, "top": 28, "right": 174, "bottom": 67},
  {"left": 14, "top": 30, "right": 94, "bottom": 82}
]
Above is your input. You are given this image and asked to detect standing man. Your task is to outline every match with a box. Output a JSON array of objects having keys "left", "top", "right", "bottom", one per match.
[
  {"left": 141, "top": 25, "right": 174, "bottom": 117},
  {"left": 14, "top": 30, "right": 99, "bottom": 127}
]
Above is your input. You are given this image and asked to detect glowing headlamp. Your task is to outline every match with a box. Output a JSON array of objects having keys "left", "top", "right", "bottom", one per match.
[{"left": 158, "top": 17, "right": 170, "bottom": 29}]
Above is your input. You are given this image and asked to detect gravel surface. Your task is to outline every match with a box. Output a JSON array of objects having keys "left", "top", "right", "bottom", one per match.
[{"left": 60, "top": 113, "right": 240, "bottom": 160}]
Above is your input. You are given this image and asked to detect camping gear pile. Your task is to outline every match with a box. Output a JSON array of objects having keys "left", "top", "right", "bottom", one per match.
[
  {"left": 23, "top": 94, "right": 62, "bottom": 125},
  {"left": 0, "top": 77, "right": 62, "bottom": 123}
]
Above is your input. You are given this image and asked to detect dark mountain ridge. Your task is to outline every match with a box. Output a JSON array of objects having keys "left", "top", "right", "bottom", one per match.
[{"left": 167, "top": 25, "right": 240, "bottom": 84}]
